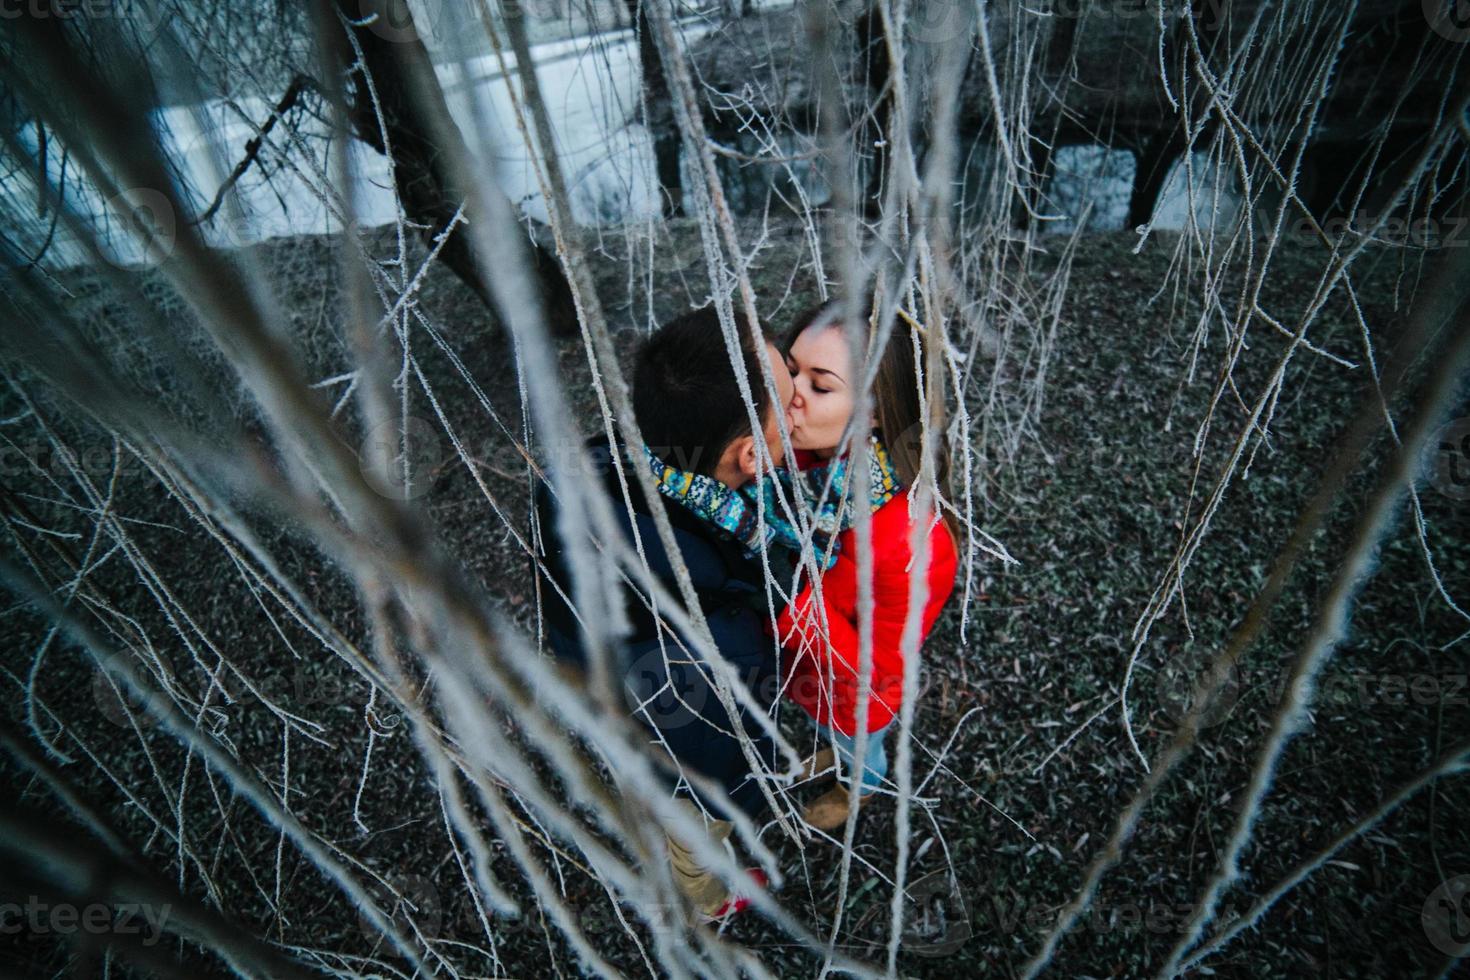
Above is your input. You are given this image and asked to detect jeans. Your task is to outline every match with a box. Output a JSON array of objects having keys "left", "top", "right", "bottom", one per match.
[{"left": 820, "top": 721, "right": 891, "bottom": 795}]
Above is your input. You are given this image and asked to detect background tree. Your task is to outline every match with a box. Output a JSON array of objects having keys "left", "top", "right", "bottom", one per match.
[
  {"left": 0, "top": 0, "right": 1467, "bottom": 977},
  {"left": 332, "top": 0, "right": 579, "bottom": 337}
]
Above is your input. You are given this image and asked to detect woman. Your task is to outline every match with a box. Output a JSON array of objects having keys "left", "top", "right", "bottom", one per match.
[{"left": 775, "top": 298, "right": 960, "bottom": 831}]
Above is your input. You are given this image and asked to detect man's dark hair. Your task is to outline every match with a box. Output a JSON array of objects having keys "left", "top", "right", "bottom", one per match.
[{"left": 633, "top": 305, "right": 772, "bottom": 477}]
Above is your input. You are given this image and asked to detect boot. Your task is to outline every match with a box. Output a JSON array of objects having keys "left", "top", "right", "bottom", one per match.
[
  {"left": 666, "top": 817, "right": 735, "bottom": 916},
  {"left": 802, "top": 783, "right": 873, "bottom": 831},
  {"left": 701, "top": 868, "right": 769, "bottom": 923},
  {"left": 800, "top": 747, "right": 837, "bottom": 782}
]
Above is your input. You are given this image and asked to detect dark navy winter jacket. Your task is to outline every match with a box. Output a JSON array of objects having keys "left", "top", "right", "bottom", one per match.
[{"left": 530, "top": 436, "right": 779, "bottom": 821}]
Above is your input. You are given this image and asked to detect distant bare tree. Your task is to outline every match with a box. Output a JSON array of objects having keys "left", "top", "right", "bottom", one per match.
[
  {"left": 0, "top": 0, "right": 1467, "bottom": 977},
  {"left": 625, "top": 0, "right": 683, "bottom": 216},
  {"left": 332, "top": 0, "right": 579, "bottom": 336}
]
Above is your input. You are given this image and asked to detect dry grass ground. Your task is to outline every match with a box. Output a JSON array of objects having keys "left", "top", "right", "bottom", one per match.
[{"left": 2, "top": 212, "right": 1466, "bottom": 978}]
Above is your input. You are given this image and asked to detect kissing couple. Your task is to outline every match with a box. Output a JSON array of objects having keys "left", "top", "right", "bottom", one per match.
[{"left": 533, "top": 298, "right": 959, "bottom": 919}]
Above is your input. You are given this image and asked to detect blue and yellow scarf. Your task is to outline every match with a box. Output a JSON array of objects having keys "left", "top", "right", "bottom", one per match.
[{"left": 642, "top": 435, "right": 902, "bottom": 568}]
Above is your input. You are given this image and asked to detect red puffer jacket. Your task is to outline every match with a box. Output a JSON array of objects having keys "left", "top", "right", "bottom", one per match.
[{"left": 776, "top": 490, "right": 958, "bottom": 736}]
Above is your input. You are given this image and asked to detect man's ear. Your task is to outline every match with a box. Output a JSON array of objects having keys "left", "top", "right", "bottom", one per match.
[
  {"left": 714, "top": 434, "right": 754, "bottom": 486},
  {"left": 736, "top": 434, "right": 760, "bottom": 481}
]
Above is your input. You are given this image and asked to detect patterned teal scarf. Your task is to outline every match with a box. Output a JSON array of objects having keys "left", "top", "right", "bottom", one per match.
[{"left": 642, "top": 435, "right": 903, "bottom": 568}]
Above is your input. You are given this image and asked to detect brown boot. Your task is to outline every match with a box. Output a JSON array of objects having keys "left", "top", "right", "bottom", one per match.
[
  {"left": 665, "top": 810, "right": 736, "bottom": 917},
  {"left": 802, "top": 783, "right": 873, "bottom": 831},
  {"left": 800, "top": 747, "right": 837, "bottom": 782}
]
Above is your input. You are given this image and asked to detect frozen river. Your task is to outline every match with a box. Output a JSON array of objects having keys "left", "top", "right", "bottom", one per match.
[{"left": 6, "top": 2, "right": 1240, "bottom": 269}]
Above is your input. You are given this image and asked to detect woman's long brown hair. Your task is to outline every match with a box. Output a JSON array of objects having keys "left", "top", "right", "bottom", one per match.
[{"left": 783, "top": 296, "right": 962, "bottom": 547}]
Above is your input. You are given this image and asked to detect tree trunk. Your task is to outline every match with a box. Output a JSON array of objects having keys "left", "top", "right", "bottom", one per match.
[
  {"left": 333, "top": 0, "right": 578, "bottom": 337},
  {"left": 1127, "top": 126, "right": 1187, "bottom": 230},
  {"left": 857, "top": 2, "right": 889, "bottom": 220},
  {"left": 625, "top": 0, "right": 683, "bottom": 217}
]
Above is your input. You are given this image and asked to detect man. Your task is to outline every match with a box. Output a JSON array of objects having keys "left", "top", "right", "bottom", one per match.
[{"left": 532, "top": 304, "right": 794, "bottom": 916}]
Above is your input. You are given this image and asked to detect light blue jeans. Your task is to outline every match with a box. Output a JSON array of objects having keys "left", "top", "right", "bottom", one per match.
[{"left": 819, "top": 721, "right": 891, "bottom": 795}]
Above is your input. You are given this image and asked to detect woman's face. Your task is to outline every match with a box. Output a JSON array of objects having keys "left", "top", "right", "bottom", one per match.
[{"left": 785, "top": 324, "right": 855, "bottom": 454}]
